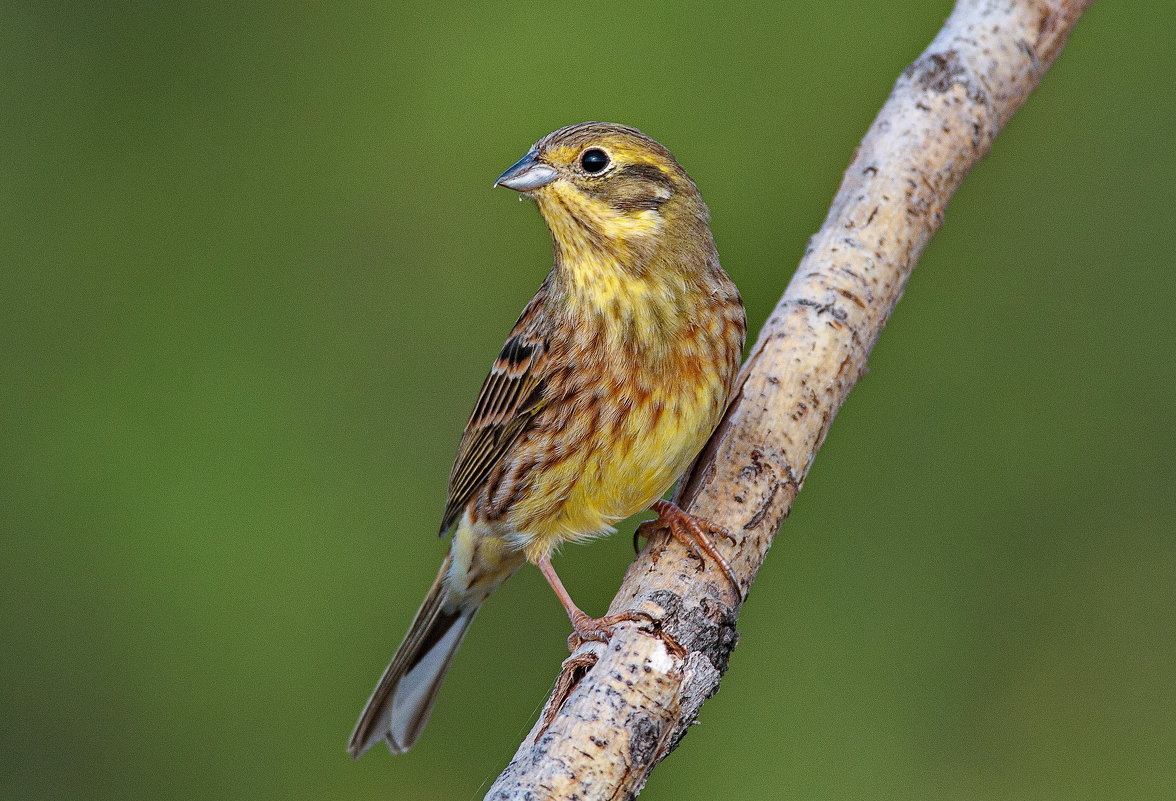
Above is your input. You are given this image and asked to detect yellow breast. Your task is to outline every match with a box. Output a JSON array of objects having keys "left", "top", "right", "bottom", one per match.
[{"left": 508, "top": 276, "right": 736, "bottom": 562}]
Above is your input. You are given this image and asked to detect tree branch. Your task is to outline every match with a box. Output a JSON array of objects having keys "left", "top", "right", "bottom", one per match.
[{"left": 485, "top": 2, "right": 1092, "bottom": 798}]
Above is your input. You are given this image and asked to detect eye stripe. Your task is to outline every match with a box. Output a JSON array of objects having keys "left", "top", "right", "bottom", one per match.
[
  {"left": 610, "top": 195, "right": 668, "bottom": 212},
  {"left": 617, "top": 164, "right": 675, "bottom": 192}
]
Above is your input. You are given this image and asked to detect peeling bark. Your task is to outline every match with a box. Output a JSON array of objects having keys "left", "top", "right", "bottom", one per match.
[{"left": 485, "top": 2, "right": 1093, "bottom": 798}]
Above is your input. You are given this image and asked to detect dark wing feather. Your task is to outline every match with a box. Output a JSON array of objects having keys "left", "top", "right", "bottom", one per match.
[{"left": 438, "top": 312, "right": 549, "bottom": 534}]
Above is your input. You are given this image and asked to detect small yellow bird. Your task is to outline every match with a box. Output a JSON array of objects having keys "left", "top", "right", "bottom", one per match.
[{"left": 348, "top": 122, "right": 745, "bottom": 756}]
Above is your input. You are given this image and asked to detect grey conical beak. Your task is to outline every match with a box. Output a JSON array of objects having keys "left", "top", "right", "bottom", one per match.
[{"left": 494, "top": 152, "right": 558, "bottom": 191}]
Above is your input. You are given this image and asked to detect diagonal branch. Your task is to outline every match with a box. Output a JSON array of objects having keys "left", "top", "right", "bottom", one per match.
[{"left": 485, "top": 1, "right": 1093, "bottom": 798}]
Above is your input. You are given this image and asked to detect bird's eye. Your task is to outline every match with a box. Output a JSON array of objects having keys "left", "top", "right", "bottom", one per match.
[{"left": 580, "top": 148, "right": 610, "bottom": 174}]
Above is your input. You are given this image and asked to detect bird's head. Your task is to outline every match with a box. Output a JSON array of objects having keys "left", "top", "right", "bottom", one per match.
[{"left": 494, "top": 122, "right": 710, "bottom": 263}]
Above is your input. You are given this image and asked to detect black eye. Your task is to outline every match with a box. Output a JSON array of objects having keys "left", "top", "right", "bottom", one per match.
[{"left": 580, "top": 148, "right": 610, "bottom": 174}]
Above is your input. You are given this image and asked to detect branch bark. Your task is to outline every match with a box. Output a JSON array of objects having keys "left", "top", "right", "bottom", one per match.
[{"left": 485, "top": 1, "right": 1092, "bottom": 798}]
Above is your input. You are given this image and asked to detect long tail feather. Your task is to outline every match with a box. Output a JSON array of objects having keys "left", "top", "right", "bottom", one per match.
[{"left": 348, "top": 556, "right": 475, "bottom": 756}]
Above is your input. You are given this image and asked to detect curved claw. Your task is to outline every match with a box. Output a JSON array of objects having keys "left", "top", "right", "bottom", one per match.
[
  {"left": 640, "top": 500, "right": 743, "bottom": 602},
  {"left": 567, "top": 609, "right": 658, "bottom": 652}
]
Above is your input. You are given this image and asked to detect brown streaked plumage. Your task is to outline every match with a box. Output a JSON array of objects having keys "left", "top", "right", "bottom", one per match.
[{"left": 349, "top": 122, "right": 745, "bottom": 757}]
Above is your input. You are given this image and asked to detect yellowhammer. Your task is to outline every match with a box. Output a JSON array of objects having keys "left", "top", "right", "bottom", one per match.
[{"left": 348, "top": 122, "right": 745, "bottom": 756}]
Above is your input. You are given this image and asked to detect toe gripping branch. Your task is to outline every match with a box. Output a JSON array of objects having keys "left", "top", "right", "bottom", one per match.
[
  {"left": 540, "top": 501, "right": 742, "bottom": 733},
  {"left": 633, "top": 499, "right": 743, "bottom": 603},
  {"left": 542, "top": 607, "right": 686, "bottom": 735}
]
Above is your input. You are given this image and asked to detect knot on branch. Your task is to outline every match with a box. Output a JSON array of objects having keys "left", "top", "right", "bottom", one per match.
[
  {"left": 644, "top": 589, "right": 739, "bottom": 677},
  {"left": 908, "top": 50, "right": 966, "bottom": 94}
]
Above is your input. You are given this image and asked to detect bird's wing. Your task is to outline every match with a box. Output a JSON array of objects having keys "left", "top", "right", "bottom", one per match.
[{"left": 438, "top": 306, "right": 550, "bottom": 535}]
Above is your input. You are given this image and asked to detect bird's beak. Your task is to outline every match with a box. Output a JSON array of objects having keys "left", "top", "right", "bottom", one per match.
[{"left": 494, "top": 151, "right": 558, "bottom": 192}]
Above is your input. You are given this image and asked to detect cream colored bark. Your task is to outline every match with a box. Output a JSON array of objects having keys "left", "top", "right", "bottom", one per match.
[{"left": 486, "top": 1, "right": 1094, "bottom": 798}]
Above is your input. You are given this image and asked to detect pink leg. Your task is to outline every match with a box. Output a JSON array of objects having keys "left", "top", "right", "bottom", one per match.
[{"left": 536, "top": 555, "right": 654, "bottom": 650}]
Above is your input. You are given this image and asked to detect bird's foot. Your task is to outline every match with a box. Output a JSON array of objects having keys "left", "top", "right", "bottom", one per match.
[
  {"left": 636, "top": 499, "right": 743, "bottom": 601},
  {"left": 566, "top": 608, "right": 658, "bottom": 652}
]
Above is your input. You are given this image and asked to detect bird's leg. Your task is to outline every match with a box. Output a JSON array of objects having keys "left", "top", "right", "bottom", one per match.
[
  {"left": 535, "top": 555, "right": 655, "bottom": 651},
  {"left": 635, "top": 499, "right": 743, "bottom": 601}
]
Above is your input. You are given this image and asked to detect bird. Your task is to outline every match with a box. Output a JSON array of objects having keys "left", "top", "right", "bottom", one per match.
[{"left": 348, "top": 122, "right": 745, "bottom": 757}]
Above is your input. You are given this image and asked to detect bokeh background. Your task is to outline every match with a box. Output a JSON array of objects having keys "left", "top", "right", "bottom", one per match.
[{"left": 3, "top": 2, "right": 1173, "bottom": 799}]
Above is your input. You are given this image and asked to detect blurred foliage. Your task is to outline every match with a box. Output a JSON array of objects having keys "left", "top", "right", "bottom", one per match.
[{"left": 2, "top": 2, "right": 1173, "bottom": 800}]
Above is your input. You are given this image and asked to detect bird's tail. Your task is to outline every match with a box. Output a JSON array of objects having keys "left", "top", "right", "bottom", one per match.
[{"left": 347, "top": 555, "right": 475, "bottom": 757}]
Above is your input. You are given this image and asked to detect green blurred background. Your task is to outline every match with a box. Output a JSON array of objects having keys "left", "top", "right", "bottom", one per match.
[{"left": 3, "top": 2, "right": 1173, "bottom": 799}]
